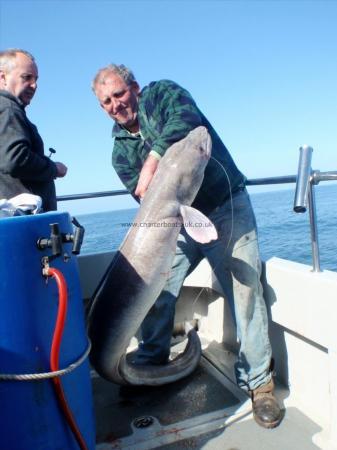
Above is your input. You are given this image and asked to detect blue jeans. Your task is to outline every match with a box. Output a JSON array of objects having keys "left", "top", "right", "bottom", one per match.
[{"left": 134, "top": 189, "right": 272, "bottom": 391}]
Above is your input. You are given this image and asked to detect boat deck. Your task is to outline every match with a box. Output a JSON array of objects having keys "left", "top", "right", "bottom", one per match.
[
  {"left": 93, "top": 356, "right": 324, "bottom": 450},
  {"left": 78, "top": 253, "right": 337, "bottom": 450}
]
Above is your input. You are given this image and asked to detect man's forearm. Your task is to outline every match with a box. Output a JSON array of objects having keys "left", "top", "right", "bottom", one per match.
[{"left": 135, "top": 154, "right": 159, "bottom": 199}]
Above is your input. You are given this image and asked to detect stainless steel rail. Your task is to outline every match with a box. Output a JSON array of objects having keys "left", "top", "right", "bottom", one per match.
[
  {"left": 246, "top": 175, "right": 297, "bottom": 185},
  {"left": 57, "top": 189, "right": 129, "bottom": 202},
  {"left": 57, "top": 175, "right": 300, "bottom": 202},
  {"left": 57, "top": 160, "right": 337, "bottom": 272}
]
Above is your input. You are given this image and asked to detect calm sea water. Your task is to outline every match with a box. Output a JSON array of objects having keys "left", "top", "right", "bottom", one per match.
[{"left": 77, "top": 183, "right": 337, "bottom": 272}]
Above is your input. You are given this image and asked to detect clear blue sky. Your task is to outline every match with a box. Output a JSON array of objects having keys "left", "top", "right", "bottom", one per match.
[{"left": 1, "top": 0, "right": 336, "bottom": 214}]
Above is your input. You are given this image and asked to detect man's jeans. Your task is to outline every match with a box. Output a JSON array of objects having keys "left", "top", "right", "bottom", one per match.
[{"left": 134, "top": 189, "right": 272, "bottom": 391}]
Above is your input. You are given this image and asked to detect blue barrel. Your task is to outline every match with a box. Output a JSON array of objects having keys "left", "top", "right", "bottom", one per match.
[{"left": 0, "top": 212, "right": 95, "bottom": 450}]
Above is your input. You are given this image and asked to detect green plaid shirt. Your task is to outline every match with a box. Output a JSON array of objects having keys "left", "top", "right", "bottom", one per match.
[{"left": 111, "top": 80, "right": 245, "bottom": 214}]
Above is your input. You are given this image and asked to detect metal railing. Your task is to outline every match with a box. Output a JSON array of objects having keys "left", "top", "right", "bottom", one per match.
[
  {"left": 57, "top": 189, "right": 129, "bottom": 202},
  {"left": 57, "top": 147, "right": 337, "bottom": 272},
  {"left": 56, "top": 176, "right": 299, "bottom": 203}
]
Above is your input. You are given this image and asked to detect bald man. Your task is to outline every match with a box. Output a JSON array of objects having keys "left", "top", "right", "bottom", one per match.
[{"left": 0, "top": 48, "right": 67, "bottom": 211}]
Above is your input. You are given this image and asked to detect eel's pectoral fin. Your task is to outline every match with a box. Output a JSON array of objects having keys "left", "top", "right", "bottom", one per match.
[{"left": 180, "top": 204, "right": 218, "bottom": 243}]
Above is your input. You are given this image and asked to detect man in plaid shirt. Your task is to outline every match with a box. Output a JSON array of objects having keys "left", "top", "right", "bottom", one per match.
[{"left": 92, "top": 63, "right": 282, "bottom": 429}]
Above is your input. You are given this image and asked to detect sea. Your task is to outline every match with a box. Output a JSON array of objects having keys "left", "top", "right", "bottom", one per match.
[{"left": 77, "top": 183, "right": 337, "bottom": 273}]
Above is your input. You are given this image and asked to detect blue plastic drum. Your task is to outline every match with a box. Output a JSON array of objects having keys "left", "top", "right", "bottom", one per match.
[{"left": 0, "top": 212, "right": 95, "bottom": 450}]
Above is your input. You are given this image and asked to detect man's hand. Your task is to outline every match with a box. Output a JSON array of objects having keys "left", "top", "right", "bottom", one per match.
[
  {"left": 135, "top": 154, "right": 159, "bottom": 199},
  {"left": 55, "top": 162, "right": 68, "bottom": 178}
]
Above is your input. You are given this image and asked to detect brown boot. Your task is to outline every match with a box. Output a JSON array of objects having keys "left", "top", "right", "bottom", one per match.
[{"left": 251, "top": 378, "right": 283, "bottom": 429}]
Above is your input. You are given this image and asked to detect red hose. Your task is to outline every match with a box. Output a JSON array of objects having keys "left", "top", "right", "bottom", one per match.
[{"left": 47, "top": 267, "right": 88, "bottom": 450}]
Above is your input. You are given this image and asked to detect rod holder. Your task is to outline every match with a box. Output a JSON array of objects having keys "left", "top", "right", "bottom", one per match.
[
  {"left": 293, "top": 145, "right": 321, "bottom": 272},
  {"left": 293, "top": 145, "right": 313, "bottom": 213}
]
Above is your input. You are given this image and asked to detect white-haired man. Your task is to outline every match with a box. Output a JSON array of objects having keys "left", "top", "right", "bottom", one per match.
[{"left": 92, "top": 63, "right": 283, "bottom": 429}]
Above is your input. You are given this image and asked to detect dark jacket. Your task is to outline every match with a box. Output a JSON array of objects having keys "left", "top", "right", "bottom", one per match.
[
  {"left": 0, "top": 90, "right": 57, "bottom": 211},
  {"left": 111, "top": 80, "right": 246, "bottom": 215}
]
